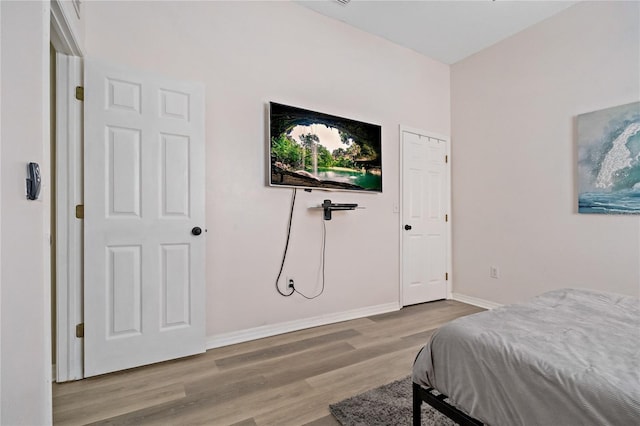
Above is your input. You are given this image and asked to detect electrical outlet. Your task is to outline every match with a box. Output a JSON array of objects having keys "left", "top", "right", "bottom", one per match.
[
  {"left": 287, "top": 277, "right": 295, "bottom": 288},
  {"left": 490, "top": 266, "right": 500, "bottom": 279}
]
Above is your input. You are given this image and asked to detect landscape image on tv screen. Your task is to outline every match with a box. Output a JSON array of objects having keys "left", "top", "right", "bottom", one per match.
[{"left": 269, "top": 102, "right": 382, "bottom": 192}]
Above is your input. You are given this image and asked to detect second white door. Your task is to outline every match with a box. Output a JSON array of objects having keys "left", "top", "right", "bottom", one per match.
[{"left": 401, "top": 128, "right": 449, "bottom": 306}]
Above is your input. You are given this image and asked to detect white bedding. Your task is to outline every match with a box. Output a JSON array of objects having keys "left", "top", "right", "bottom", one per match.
[{"left": 412, "top": 288, "right": 640, "bottom": 425}]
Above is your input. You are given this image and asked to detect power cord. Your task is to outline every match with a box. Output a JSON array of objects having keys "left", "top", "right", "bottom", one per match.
[
  {"left": 293, "top": 217, "right": 326, "bottom": 300},
  {"left": 274, "top": 187, "right": 326, "bottom": 299},
  {"left": 275, "top": 188, "right": 297, "bottom": 297}
]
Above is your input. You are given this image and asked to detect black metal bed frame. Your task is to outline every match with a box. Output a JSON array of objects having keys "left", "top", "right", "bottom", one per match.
[{"left": 412, "top": 382, "right": 484, "bottom": 426}]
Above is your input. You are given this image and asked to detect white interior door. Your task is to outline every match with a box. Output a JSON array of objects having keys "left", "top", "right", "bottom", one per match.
[
  {"left": 401, "top": 128, "right": 449, "bottom": 306},
  {"left": 84, "top": 58, "right": 206, "bottom": 377}
]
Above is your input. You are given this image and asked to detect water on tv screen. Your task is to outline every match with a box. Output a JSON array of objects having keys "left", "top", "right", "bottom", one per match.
[{"left": 269, "top": 102, "right": 382, "bottom": 192}]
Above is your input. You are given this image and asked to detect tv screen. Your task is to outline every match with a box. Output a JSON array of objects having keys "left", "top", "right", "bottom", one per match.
[{"left": 269, "top": 102, "right": 382, "bottom": 192}]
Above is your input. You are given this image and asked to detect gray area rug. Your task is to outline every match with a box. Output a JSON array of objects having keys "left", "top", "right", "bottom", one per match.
[{"left": 329, "top": 377, "right": 458, "bottom": 426}]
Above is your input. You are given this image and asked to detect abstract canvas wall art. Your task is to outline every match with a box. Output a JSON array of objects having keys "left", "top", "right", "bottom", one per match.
[{"left": 577, "top": 102, "right": 640, "bottom": 214}]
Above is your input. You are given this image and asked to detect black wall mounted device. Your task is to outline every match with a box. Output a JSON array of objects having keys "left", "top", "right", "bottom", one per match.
[
  {"left": 26, "top": 162, "right": 41, "bottom": 200},
  {"left": 321, "top": 199, "right": 358, "bottom": 220}
]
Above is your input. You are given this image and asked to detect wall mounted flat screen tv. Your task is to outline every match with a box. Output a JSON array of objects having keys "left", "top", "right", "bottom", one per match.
[{"left": 269, "top": 102, "right": 382, "bottom": 192}]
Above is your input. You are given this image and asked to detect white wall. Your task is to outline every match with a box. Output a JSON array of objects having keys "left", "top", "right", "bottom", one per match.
[
  {"left": 83, "top": 1, "right": 450, "bottom": 337},
  {"left": 0, "top": 1, "right": 52, "bottom": 424},
  {"left": 451, "top": 1, "right": 640, "bottom": 304}
]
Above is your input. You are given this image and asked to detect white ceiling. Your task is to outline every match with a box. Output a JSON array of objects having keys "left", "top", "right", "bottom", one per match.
[{"left": 296, "top": 0, "right": 579, "bottom": 64}]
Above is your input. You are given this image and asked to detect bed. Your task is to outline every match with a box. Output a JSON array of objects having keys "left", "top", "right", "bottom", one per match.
[{"left": 412, "top": 288, "right": 640, "bottom": 425}]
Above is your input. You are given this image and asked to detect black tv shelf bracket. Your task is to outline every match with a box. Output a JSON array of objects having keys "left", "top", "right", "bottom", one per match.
[{"left": 312, "top": 199, "right": 360, "bottom": 220}]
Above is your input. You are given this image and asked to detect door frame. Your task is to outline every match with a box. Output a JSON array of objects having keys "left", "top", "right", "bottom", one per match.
[
  {"left": 54, "top": 53, "right": 83, "bottom": 381},
  {"left": 51, "top": 0, "right": 84, "bottom": 382},
  {"left": 398, "top": 125, "right": 452, "bottom": 306}
]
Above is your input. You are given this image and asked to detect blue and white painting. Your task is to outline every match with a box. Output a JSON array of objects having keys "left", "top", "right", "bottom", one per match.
[{"left": 578, "top": 102, "right": 640, "bottom": 214}]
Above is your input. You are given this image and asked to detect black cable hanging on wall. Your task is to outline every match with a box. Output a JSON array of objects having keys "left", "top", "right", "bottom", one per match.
[
  {"left": 274, "top": 188, "right": 327, "bottom": 299},
  {"left": 275, "top": 188, "right": 297, "bottom": 297}
]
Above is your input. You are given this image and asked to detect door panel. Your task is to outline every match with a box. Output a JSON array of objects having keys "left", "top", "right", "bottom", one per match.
[
  {"left": 401, "top": 130, "right": 449, "bottom": 305},
  {"left": 161, "top": 244, "right": 191, "bottom": 328},
  {"left": 161, "top": 134, "right": 190, "bottom": 216},
  {"left": 107, "top": 245, "right": 142, "bottom": 337},
  {"left": 84, "top": 58, "right": 206, "bottom": 377},
  {"left": 108, "top": 127, "right": 141, "bottom": 216}
]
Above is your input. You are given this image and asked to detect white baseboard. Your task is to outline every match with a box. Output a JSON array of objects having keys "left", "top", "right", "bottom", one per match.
[
  {"left": 451, "top": 293, "right": 502, "bottom": 310},
  {"left": 206, "top": 302, "right": 401, "bottom": 350}
]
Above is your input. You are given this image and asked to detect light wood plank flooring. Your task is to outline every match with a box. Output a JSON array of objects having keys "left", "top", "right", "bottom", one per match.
[{"left": 53, "top": 300, "right": 483, "bottom": 426}]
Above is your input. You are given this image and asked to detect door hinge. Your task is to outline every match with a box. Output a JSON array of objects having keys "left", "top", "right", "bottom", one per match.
[
  {"left": 75, "top": 204, "right": 84, "bottom": 219},
  {"left": 445, "top": 214, "right": 448, "bottom": 222},
  {"left": 445, "top": 272, "right": 449, "bottom": 281},
  {"left": 445, "top": 155, "right": 448, "bottom": 164},
  {"left": 76, "top": 323, "right": 84, "bottom": 338},
  {"left": 75, "top": 86, "right": 84, "bottom": 101}
]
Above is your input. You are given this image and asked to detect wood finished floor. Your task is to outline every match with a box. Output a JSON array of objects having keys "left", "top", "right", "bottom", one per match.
[{"left": 53, "top": 300, "right": 483, "bottom": 426}]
